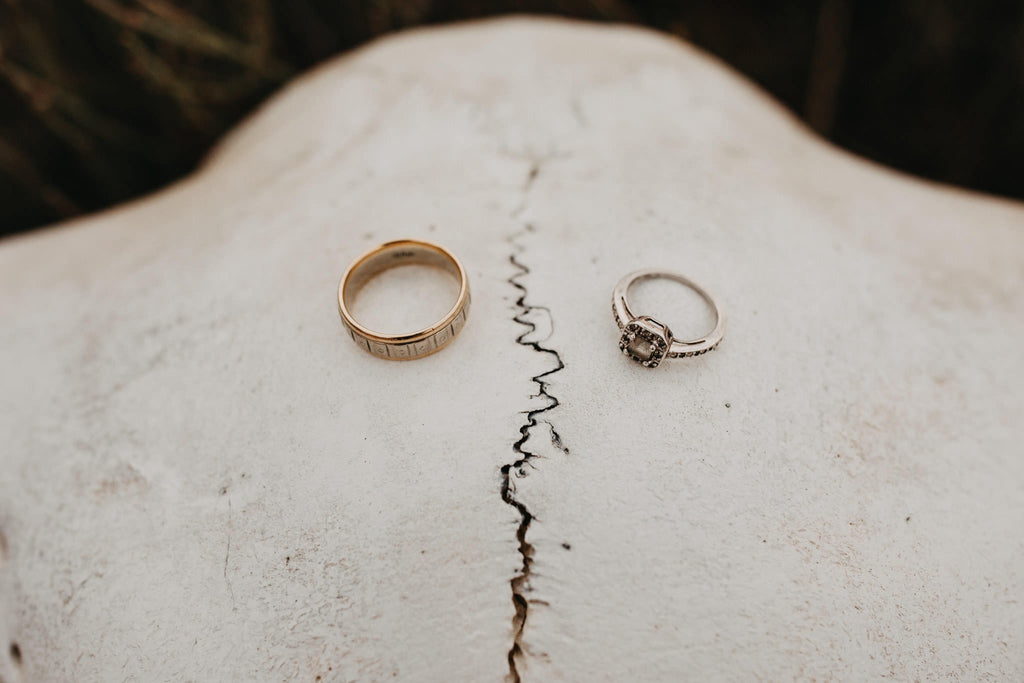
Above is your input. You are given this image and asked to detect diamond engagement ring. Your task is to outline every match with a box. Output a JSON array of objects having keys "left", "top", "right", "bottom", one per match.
[
  {"left": 338, "top": 239, "right": 470, "bottom": 360},
  {"left": 612, "top": 269, "right": 726, "bottom": 368}
]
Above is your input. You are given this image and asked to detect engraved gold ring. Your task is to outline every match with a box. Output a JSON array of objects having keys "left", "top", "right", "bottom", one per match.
[
  {"left": 338, "top": 239, "right": 470, "bottom": 360},
  {"left": 612, "top": 269, "right": 725, "bottom": 368}
]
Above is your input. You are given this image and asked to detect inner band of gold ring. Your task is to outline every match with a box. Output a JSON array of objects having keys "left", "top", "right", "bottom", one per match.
[{"left": 338, "top": 239, "right": 471, "bottom": 360}]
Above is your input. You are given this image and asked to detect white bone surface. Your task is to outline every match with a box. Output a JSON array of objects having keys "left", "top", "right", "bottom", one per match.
[{"left": 1, "top": 17, "right": 1023, "bottom": 682}]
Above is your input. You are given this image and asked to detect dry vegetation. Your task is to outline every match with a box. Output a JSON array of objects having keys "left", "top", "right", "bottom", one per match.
[{"left": 1, "top": 0, "right": 1021, "bottom": 234}]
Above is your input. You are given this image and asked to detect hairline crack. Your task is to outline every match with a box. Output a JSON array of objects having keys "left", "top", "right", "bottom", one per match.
[{"left": 501, "top": 160, "right": 568, "bottom": 683}]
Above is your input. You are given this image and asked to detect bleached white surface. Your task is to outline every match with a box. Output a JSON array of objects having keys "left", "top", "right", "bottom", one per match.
[{"left": 2, "top": 17, "right": 1023, "bottom": 682}]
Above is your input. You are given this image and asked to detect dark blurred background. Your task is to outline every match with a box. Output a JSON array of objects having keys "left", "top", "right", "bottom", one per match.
[{"left": 1, "top": 1, "right": 1023, "bottom": 237}]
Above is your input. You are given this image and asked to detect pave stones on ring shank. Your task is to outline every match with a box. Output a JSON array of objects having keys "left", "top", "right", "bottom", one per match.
[{"left": 619, "top": 316, "right": 672, "bottom": 368}]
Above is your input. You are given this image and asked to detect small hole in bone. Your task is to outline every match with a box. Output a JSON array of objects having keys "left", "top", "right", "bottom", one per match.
[
  {"left": 350, "top": 264, "right": 460, "bottom": 335},
  {"left": 9, "top": 642, "right": 21, "bottom": 667}
]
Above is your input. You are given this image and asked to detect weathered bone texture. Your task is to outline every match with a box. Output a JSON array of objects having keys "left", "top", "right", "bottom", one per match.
[{"left": 1, "top": 17, "right": 1022, "bottom": 682}]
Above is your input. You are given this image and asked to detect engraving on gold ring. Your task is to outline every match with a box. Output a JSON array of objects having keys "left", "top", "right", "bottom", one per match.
[{"left": 338, "top": 239, "right": 470, "bottom": 361}]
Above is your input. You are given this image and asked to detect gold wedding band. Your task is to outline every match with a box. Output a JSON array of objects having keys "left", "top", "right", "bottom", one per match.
[{"left": 338, "top": 239, "right": 471, "bottom": 360}]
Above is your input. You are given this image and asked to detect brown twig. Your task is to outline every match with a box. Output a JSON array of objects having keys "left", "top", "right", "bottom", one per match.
[
  {"left": 805, "top": 0, "right": 851, "bottom": 135},
  {"left": 119, "top": 30, "right": 212, "bottom": 129},
  {"left": 0, "top": 53, "right": 145, "bottom": 148},
  {"left": 82, "top": 0, "right": 291, "bottom": 80}
]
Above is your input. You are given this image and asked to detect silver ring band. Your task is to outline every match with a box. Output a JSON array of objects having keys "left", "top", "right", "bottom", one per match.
[{"left": 612, "top": 269, "right": 725, "bottom": 367}]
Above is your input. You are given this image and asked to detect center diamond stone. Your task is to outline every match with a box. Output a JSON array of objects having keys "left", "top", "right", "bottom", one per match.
[
  {"left": 619, "top": 316, "right": 672, "bottom": 367},
  {"left": 627, "top": 337, "right": 656, "bottom": 361}
]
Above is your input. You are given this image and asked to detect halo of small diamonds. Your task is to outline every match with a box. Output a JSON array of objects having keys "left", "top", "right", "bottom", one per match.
[{"left": 619, "top": 317, "right": 671, "bottom": 368}]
